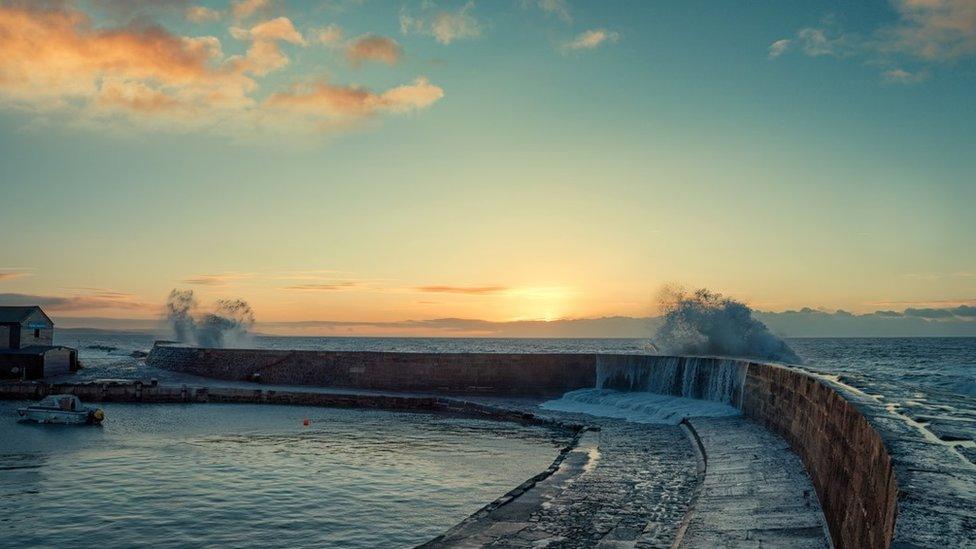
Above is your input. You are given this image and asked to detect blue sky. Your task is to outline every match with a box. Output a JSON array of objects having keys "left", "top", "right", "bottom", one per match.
[{"left": 0, "top": 0, "right": 974, "bottom": 333}]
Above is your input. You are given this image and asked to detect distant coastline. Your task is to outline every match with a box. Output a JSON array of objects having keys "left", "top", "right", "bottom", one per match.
[{"left": 53, "top": 312, "right": 976, "bottom": 338}]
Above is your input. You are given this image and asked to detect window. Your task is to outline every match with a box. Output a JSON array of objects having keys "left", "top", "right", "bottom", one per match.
[{"left": 33, "top": 328, "right": 40, "bottom": 338}]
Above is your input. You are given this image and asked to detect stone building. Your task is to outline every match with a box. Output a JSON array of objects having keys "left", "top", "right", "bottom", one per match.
[{"left": 0, "top": 306, "right": 77, "bottom": 380}]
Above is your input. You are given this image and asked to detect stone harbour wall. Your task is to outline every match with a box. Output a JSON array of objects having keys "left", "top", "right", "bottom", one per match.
[
  {"left": 147, "top": 345, "right": 597, "bottom": 397},
  {"left": 741, "top": 362, "right": 897, "bottom": 549}
]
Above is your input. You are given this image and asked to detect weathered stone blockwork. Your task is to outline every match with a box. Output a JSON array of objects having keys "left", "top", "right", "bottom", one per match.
[
  {"left": 741, "top": 362, "right": 897, "bottom": 549},
  {"left": 147, "top": 345, "right": 597, "bottom": 396}
]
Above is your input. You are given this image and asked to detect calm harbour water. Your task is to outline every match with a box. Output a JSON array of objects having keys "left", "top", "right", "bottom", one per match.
[{"left": 0, "top": 402, "right": 566, "bottom": 549}]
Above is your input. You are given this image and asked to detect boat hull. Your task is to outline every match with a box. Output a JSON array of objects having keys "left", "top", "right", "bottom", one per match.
[{"left": 17, "top": 408, "right": 92, "bottom": 425}]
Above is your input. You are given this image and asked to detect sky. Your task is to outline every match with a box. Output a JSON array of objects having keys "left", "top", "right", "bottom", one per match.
[{"left": 0, "top": 0, "right": 974, "bottom": 336}]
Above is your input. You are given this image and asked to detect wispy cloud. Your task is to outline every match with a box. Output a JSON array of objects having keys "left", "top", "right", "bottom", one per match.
[
  {"left": 867, "top": 297, "right": 976, "bottom": 307},
  {"left": 902, "top": 272, "right": 976, "bottom": 281},
  {"left": 345, "top": 34, "right": 403, "bottom": 66},
  {"left": 414, "top": 285, "right": 509, "bottom": 295},
  {"left": 564, "top": 29, "right": 620, "bottom": 51},
  {"left": 882, "top": 67, "right": 930, "bottom": 83},
  {"left": 264, "top": 77, "right": 443, "bottom": 118},
  {"left": 770, "top": 1, "right": 976, "bottom": 80},
  {"left": 185, "top": 6, "right": 221, "bottom": 23},
  {"left": 0, "top": 270, "right": 29, "bottom": 282},
  {"left": 284, "top": 281, "right": 363, "bottom": 291},
  {"left": 521, "top": 0, "right": 571, "bottom": 23},
  {"left": 312, "top": 23, "right": 345, "bottom": 46},
  {"left": 768, "top": 38, "right": 792, "bottom": 59},
  {"left": 0, "top": 291, "right": 156, "bottom": 312},
  {"left": 881, "top": 0, "right": 976, "bottom": 61},
  {"left": 231, "top": 0, "right": 275, "bottom": 21},
  {"left": 400, "top": 1, "right": 481, "bottom": 45},
  {"left": 182, "top": 273, "right": 253, "bottom": 286}
]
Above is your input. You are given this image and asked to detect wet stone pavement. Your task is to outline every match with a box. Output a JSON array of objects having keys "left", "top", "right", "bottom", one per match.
[
  {"left": 680, "top": 417, "right": 828, "bottom": 548},
  {"left": 427, "top": 403, "right": 701, "bottom": 548}
]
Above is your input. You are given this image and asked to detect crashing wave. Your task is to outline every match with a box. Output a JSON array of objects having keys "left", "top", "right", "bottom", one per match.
[
  {"left": 652, "top": 287, "right": 800, "bottom": 363},
  {"left": 163, "top": 289, "right": 255, "bottom": 348}
]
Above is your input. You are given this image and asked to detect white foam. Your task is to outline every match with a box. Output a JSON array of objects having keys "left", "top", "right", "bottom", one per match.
[{"left": 539, "top": 388, "right": 741, "bottom": 425}]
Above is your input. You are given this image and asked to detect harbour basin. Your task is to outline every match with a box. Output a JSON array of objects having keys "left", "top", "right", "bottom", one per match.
[{"left": 0, "top": 402, "right": 569, "bottom": 549}]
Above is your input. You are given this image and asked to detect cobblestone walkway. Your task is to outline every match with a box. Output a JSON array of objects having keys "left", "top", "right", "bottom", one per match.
[{"left": 426, "top": 417, "right": 700, "bottom": 548}]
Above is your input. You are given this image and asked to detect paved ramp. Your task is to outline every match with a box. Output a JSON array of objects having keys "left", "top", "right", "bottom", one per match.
[{"left": 678, "top": 416, "right": 829, "bottom": 548}]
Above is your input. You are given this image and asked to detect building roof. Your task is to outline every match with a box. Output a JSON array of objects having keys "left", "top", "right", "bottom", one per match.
[{"left": 0, "top": 306, "right": 51, "bottom": 324}]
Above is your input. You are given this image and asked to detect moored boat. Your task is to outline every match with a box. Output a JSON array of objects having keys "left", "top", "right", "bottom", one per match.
[{"left": 17, "top": 394, "right": 105, "bottom": 425}]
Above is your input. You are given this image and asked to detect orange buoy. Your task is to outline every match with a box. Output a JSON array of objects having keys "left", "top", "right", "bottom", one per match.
[{"left": 303, "top": 418, "right": 310, "bottom": 426}]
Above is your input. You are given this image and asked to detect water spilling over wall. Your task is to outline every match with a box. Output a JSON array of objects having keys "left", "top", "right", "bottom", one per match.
[
  {"left": 539, "top": 355, "right": 748, "bottom": 424},
  {"left": 597, "top": 355, "right": 747, "bottom": 407}
]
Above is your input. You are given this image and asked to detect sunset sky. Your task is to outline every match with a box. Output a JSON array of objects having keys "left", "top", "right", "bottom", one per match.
[{"left": 1, "top": 0, "right": 974, "bottom": 334}]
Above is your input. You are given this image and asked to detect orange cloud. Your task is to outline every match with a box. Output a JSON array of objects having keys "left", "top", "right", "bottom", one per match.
[
  {"left": 0, "top": 4, "right": 221, "bottom": 104},
  {"left": 96, "top": 79, "right": 185, "bottom": 113},
  {"left": 0, "top": 1, "right": 253, "bottom": 126},
  {"left": 415, "top": 285, "right": 508, "bottom": 295},
  {"left": 0, "top": 291, "right": 156, "bottom": 312},
  {"left": 231, "top": 0, "right": 273, "bottom": 21},
  {"left": 265, "top": 77, "right": 443, "bottom": 118},
  {"left": 346, "top": 34, "right": 403, "bottom": 66},
  {"left": 0, "top": 3, "right": 442, "bottom": 135},
  {"left": 249, "top": 16, "right": 304, "bottom": 43},
  {"left": 0, "top": 271, "right": 28, "bottom": 282},
  {"left": 284, "top": 282, "right": 363, "bottom": 291},
  {"left": 182, "top": 273, "right": 253, "bottom": 286},
  {"left": 228, "top": 16, "right": 305, "bottom": 76},
  {"left": 312, "top": 24, "right": 344, "bottom": 46}
]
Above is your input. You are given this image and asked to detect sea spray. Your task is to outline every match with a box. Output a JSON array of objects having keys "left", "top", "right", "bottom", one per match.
[
  {"left": 165, "top": 289, "right": 197, "bottom": 343},
  {"left": 652, "top": 286, "right": 799, "bottom": 363},
  {"left": 196, "top": 299, "right": 255, "bottom": 348},
  {"left": 162, "top": 289, "right": 255, "bottom": 348}
]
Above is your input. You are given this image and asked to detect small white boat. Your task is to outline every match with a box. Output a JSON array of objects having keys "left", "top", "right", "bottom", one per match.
[{"left": 17, "top": 394, "right": 105, "bottom": 425}]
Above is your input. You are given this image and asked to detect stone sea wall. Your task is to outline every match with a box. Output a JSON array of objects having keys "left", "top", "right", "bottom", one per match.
[
  {"left": 147, "top": 345, "right": 597, "bottom": 397},
  {"left": 741, "top": 362, "right": 897, "bottom": 548}
]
